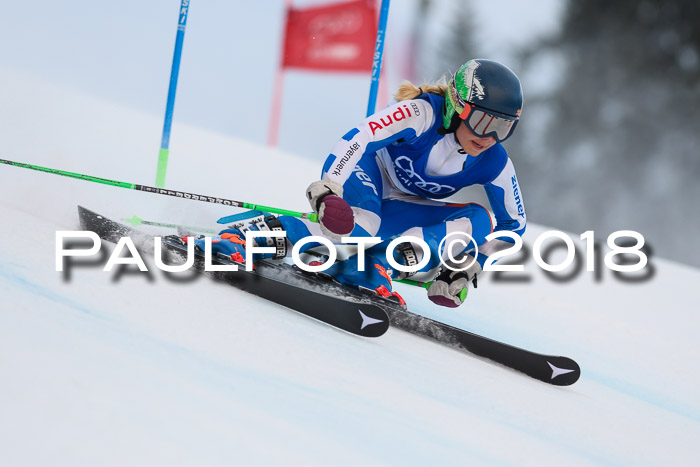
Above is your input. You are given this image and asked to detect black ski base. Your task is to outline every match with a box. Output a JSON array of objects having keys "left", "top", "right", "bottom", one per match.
[
  {"left": 78, "top": 206, "right": 389, "bottom": 338},
  {"left": 78, "top": 206, "right": 581, "bottom": 386},
  {"left": 387, "top": 310, "right": 581, "bottom": 386}
]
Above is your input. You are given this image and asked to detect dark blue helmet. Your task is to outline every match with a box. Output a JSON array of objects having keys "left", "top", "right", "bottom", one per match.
[{"left": 444, "top": 59, "right": 523, "bottom": 141}]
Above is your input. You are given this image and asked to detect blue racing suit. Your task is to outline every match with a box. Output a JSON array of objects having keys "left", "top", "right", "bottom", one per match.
[{"left": 307, "top": 92, "right": 526, "bottom": 272}]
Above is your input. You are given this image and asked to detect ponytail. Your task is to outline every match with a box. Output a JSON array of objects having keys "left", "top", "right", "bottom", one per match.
[{"left": 394, "top": 82, "right": 447, "bottom": 101}]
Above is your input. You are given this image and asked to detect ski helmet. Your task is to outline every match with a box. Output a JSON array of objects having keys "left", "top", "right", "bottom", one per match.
[{"left": 443, "top": 59, "right": 523, "bottom": 142}]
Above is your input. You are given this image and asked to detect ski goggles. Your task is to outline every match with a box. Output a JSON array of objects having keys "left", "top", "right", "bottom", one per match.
[
  {"left": 458, "top": 102, "right": 519, "bottom": 143},
  {"left": 447, "top": 77, "right": 520, "bottom": 142}
]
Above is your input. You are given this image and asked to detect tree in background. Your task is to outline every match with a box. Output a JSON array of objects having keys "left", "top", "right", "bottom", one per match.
[
  {"left": 434, "top": 0, "right": 483, "bottom": 76},
  {"left": 408, "top": 0, "right": 483, "bottom": 83},
  {"left": 513, "top": 0, "right": 700, "bottom": 266}
]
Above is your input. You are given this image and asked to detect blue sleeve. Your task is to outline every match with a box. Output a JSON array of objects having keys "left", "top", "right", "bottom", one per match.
[
  {"left": 321, "top": 99, "right": 435, "bottom": 186},
  {"left": 483, "top": 157, "right": 526, "bottom": 242}
]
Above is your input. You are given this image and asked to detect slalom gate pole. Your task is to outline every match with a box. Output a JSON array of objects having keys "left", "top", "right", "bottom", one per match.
[
  {"left": 267, "top": 0, "right": 293, "bottom": 146},
  {"left": 0, "top": 158, "right": 318, "bottom": 222},
  {"left": 156, "top": 0, "right": 191, "bottom": 188},
  {"left": 364, "top": 1, "right": 469, "bottom": 297},
  {"left": 366, "top": 0, "right": 390, "bottom": 117}
]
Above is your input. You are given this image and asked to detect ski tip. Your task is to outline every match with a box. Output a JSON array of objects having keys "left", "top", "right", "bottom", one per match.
[
  {"left": 356, "top": 306, "right": 390, "bottom": 337},
  {"left": 544, "top": 357, "right": 581, "bottom": 386}
]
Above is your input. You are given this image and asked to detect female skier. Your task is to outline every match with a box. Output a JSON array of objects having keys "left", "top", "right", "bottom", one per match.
[{"left": 202, "top": 59, "right": 526, "bottom": 308}]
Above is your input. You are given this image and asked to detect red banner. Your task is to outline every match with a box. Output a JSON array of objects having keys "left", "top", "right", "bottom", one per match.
[{"left": 282, "top": 0, "right": 377, "bottom": 72}]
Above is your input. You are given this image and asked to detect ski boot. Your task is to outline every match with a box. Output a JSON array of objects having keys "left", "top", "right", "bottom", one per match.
[
  {"left": 192, "top": 215, "right": 287, "bottom": 267},
  {"left": 322, "top": 242, "right": 418, "bottom": 308}
]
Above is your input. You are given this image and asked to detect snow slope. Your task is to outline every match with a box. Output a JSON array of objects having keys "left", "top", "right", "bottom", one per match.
[{"left": 1, "top": 69, "right": 700, "bottom": 466}]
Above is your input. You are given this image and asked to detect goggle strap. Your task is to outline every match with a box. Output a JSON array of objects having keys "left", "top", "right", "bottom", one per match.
[{"left": 458, "top": 102, "right": 472, "bottom": 120}]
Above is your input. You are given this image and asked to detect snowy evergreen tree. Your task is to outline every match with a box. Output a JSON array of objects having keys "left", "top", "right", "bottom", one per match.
[
  {"left": 514, "top": 0, "right": 700, "bottom": 266},
  {"left": 434, "top": 0, "right": 483, "bottom": 75}
]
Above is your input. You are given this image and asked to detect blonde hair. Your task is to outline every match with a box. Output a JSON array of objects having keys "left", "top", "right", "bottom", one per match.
[{"left": 393, "top": 82, "right": 447, "bottom": 101}]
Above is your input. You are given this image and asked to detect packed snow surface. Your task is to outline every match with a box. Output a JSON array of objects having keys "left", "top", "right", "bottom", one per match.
[{"left": 1, "top": 70, "right": 699, "bottom": 466}]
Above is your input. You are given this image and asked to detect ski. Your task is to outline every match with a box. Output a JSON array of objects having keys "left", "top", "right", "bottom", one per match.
[
  {"left": 163, "top": 235, "right": 581, "bottom": 386},
  {"left": 78, "top": 206, "right": 581, "bottom": 385},
  {"left": 78, "top": 206, "right": 389, "bottom": 338},
  {"left": 385, "top": 308, "right": 581, "bottom": 386}
]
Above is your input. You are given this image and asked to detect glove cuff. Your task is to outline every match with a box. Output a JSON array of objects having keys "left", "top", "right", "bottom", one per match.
[
  {"left": 435, "top": 254, "right": 482, "bottom": 288},
  {"left": 306, "top": 180, "right": 344, "bottom": 212}
]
